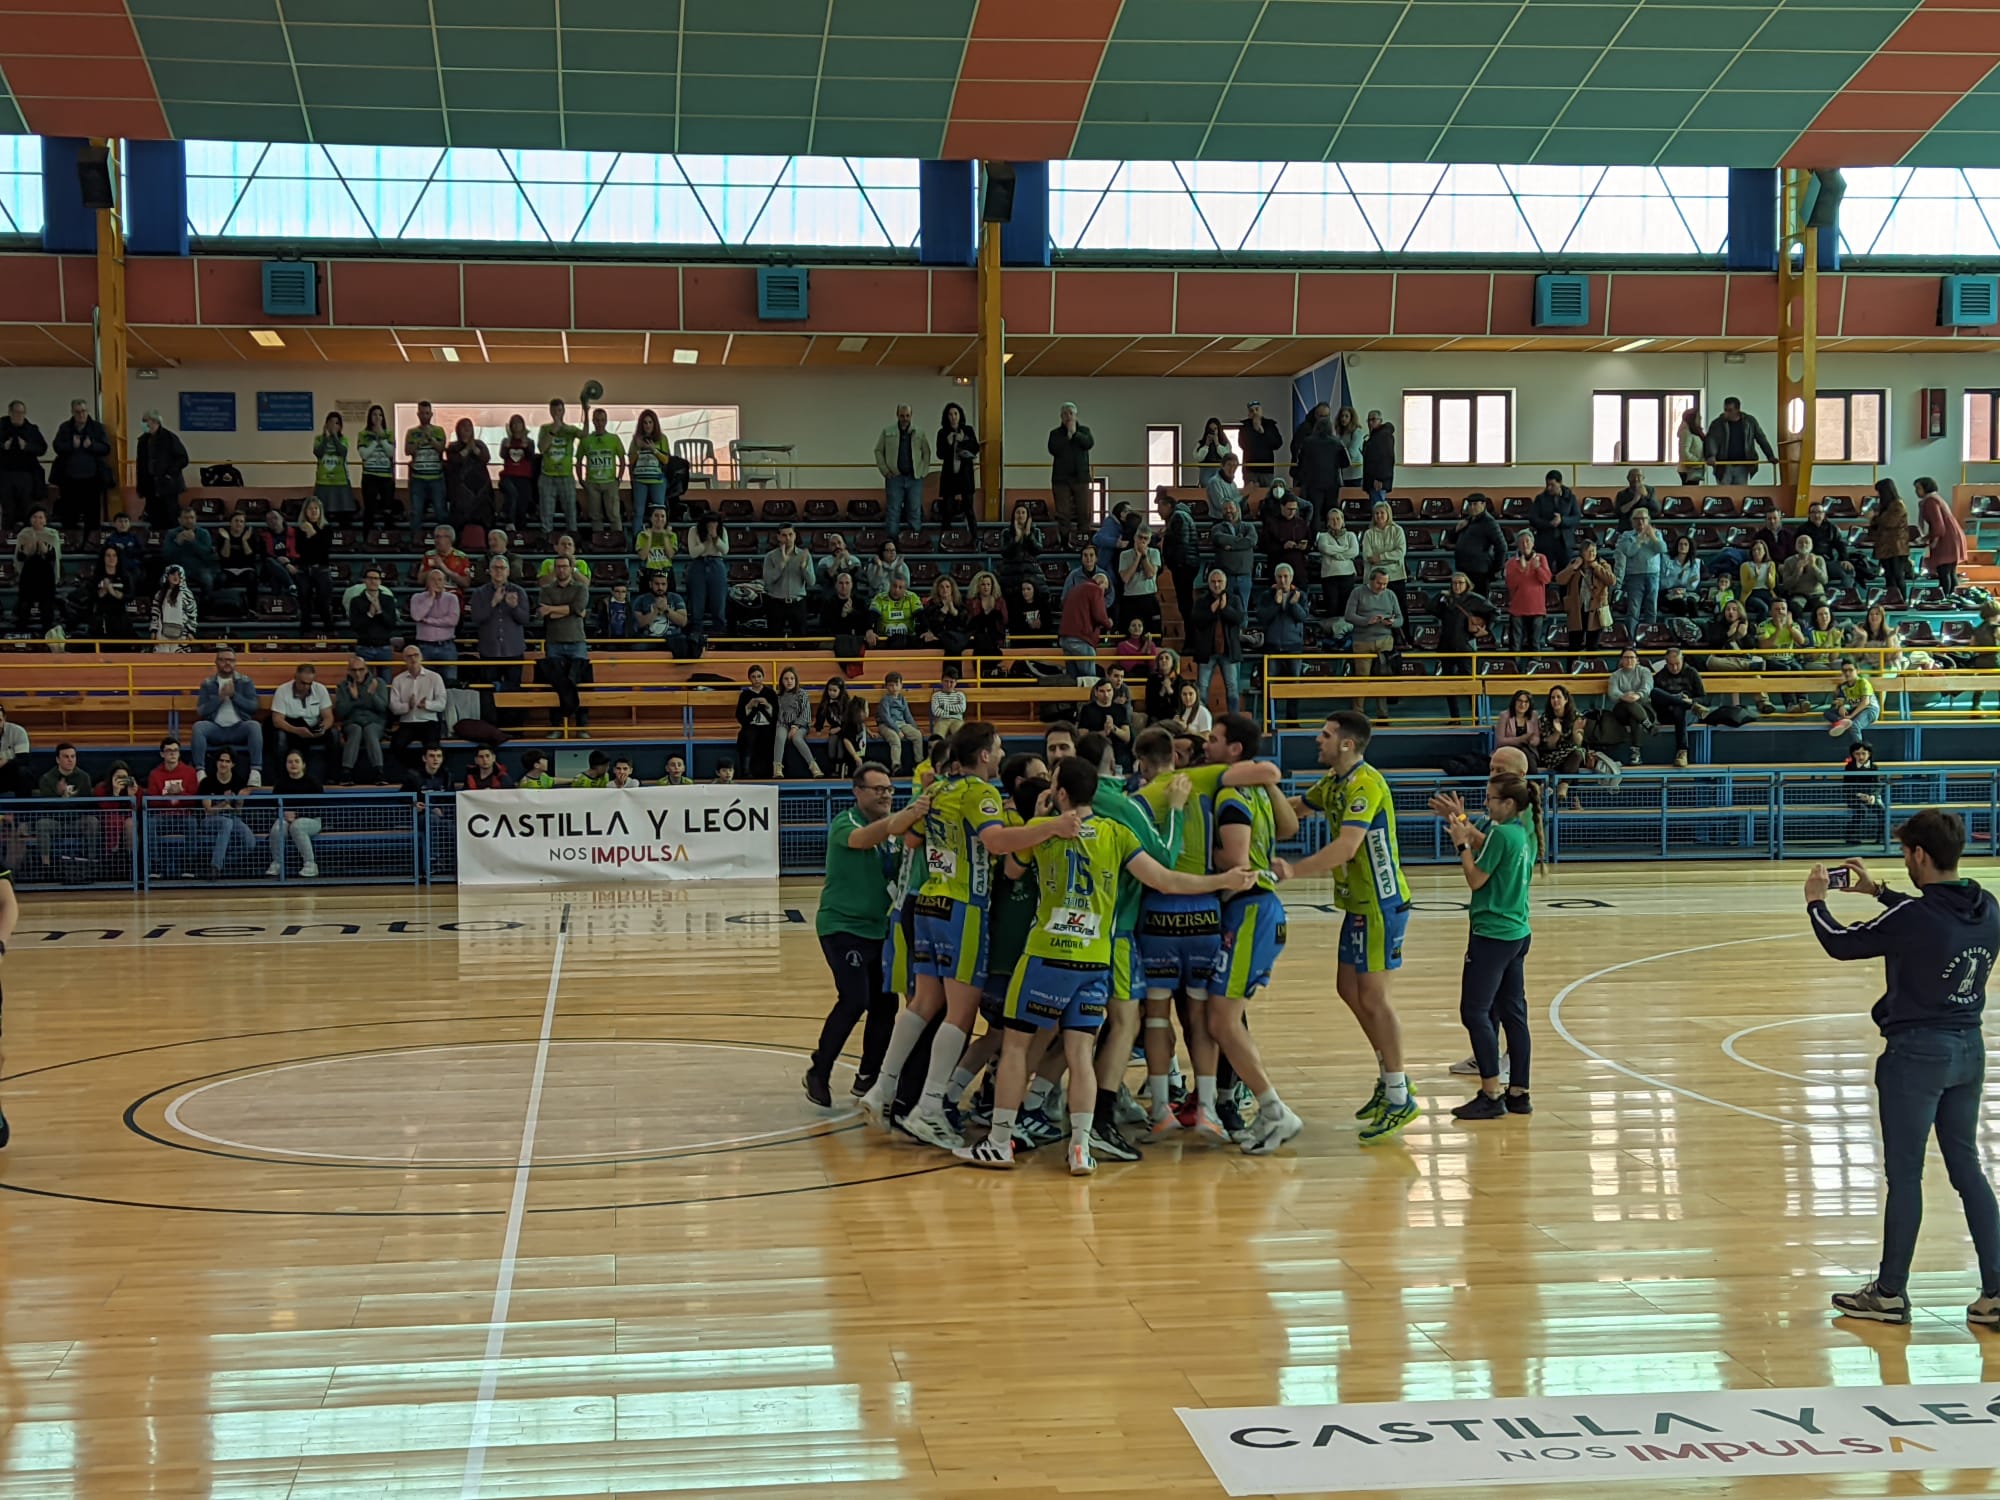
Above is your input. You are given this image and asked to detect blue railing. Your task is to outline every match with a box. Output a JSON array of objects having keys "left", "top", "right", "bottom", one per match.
[{"left": 2, "top": 771, "right": 1988, "bottom": 891}]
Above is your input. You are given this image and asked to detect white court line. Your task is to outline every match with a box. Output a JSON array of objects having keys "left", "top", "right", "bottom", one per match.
[
  {"left": 1546, "top": 932, "right": 1822, "bottom": 1132},
  {"left": 459, "top": 901, "right": 569, "bottom": 1500},
  {"left": 1720, "top": 1013, "right": 1863, "bottom": 1087}
]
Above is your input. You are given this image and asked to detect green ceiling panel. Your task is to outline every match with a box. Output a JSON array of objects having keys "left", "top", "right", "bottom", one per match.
[
  {"left": 1405, "top": 3, "right": 1538, "bottom": 46},
  {"left": 434, "top": 27, "right": 563, "bottom": 70},
  {"left": 563, "top": 112, "right": 680, "bottom": 152},
  {"left": 821, "top": 38, "right": 966, "bottom": 79},
  {"left": 1558, "top": 88, "right": 1704, "bottom": 128},
  {"left": 1243, "top": 43, "right": 1386, "bottom": 87},
  {"left": 1613, "top": 5, "right": 1764, "bottom": 48},
  {"left": 431, "top": 0, "right": 554, "bottom": 24},
  {"left": 814, "top": 79, "right": 956, "bottom": 120},
  {"left": 1489, "top": 45, "right": 1601, "bottom": 86},
  {"left": 1082, "top": 82, "right": 1227, "bottom": 125},
  {"left": 1255, "top": 0, "right": 1406, "bottom": 46},
  {"left": 1112, "top": 0, "right": 1265, "bottom": 44},
  {"left": 161, "top": 101, "right": 309, "bottom": 140},
  {"left": 679, "top": 32, "right": 825, "bottom": 76},
  {"left": 134, "top": 17, "right": 291, "bottom": 63},
  {"left": 1653, "top": 128, "right": 1801, "bottom": 165},
  {"left": 297, "top": 65, "right": 441, "bottom": 110},
  {"left": 1095, "top": 41, "right": 1244, "bottom": 85},
  {"left": 1201, "top": 123, "right": 1335, "bottom": 160},
  {"left": 290, "top": 22, "right": 433, "bottom": 56},
  {"left": 1331, "top": 124, "right": 1456, "bottom": 159},
  {"left": 1930, "top": 91, "right": 2000, "bottom": 134},
  {"left": 675, "top": 115, "right": 814, "bottom": 153},
  {"left": 1717, "top": 51, "right": 1863, "bottom": 91},
  {"left": 150, "top": 59, "right": 302, "bottom": 106},
  {"left": 1433, "top": 125, "right": 1549, "bottom": 162},
  {"left": 1535, "top": 128, "right": 1674, "bottom": 164},
  {"left": 1593, "top": 48, "right": 1731, "bottom": 89},
  {"left": 563, "top": 0, "right": 681, "bottom": 31},
  {"left": 1345, "top": 86, "right": 1473, "bottom": 127},
  {"left": 286, "top": 0, "right": 419, "bottom": 23},
  {"left": 830, "top": 0, "right": 977, "bottom": 37},
  {"left": 442, "top": 69, "right": 561, "bottom": 113},
  {"left": 682, "top": 0, "right": 830, "bottom": 35},
  {"left": 1368, "top": 47, "right": 1498, "bottom": 88},
  {"left": 305, "top": 106, "right": 449, "bottom": 146},
  {"left": 1684, "top": 90, "right": 1832, "bottom": 130},
  {"left": 1070, "top": 122, "right": 1213, "bottom": 158},
  {"left": 1899, "top": 133, "right": 1987, "bottom": 167},
  {"left": 450, "top": 110, "right": 565, "bottom": 150},
  {"left": 680, "top": 73, "right": 818, "bottom": 116},
  {"left": 126, "top": 0, "right": 276, "bottom": 17},
  {"left": 1752, "top": 7, "right": 1908, "bottom": 49},
  {"left": 0, "top": 94, "right": 24, "bottom": 138},
  {"left": 813, "top": 119, "right": 946, "bottom": 158},
  {"left": 567, "top": 75, "right": 679, "bottom": 116},
  {"left": 1449, "top": 86, "right": 1571, "bottom": 128},
  {"left": 1499, "top": 4, "right": 1639, "bottom": 47},
  {"left": 1213, "top": 83, "right": 1357, "bottom": 129}
]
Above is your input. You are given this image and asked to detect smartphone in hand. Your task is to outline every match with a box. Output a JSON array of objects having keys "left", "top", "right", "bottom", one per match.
[{"left": 1827, "top": 866, "right": 1854, "bottom": 890}]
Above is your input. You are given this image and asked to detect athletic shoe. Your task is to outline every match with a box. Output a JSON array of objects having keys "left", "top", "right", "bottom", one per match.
[
  {"left": 858, "top": 1086, "right": 892, "bottom": 1132},
  {"left": 1115, "top": 1085, "right": 1149, "bottom": 1126},
  {"left": 1360, "top": 1096, "right": 1420, "bottom": 1145},
  {"left": 954, "top": 1136, "right": 1015, "bottom": 1170},
  {"left": 801, "top": 1070, "right": 833, "bottom": 1108},
  {"left": 850, "top": 1071, "right": 877, "bottom": 1099},
  {"left": 1831, "top": 1280, "right": 1910, "bottom": 1325},
  {"left": 942, "top": 1101, "right": 966, "bottom": 1136},
  {"left": 1354, "top": 1079, "right": 1386, "bottom": 1120},
  {"left": 962, "top": 1096, "right": 992, "bottom": 1129},
  {"left": 901, "top": 1107, "right": 966, "bottom": 1152},
  {"left": 1452, "top": 1092, "right": 1507, "bottom": 1121},
  {"left": 1189, "top": 1108, "right": 1231, "bottom": 1144},
  {"left": 1014, "top": 1108, "right": 1064, "bottom": 1150},
  {"left": 1448, "top": 1055, "right": 1480, "bottom": 1076},
  {"left": 1172, "top": 1097, "right": 1199, "bottom": 1129},
  {"left": 300, "top": 863, "right": 318, "bottom": 879},
  {"left": 1088, "top": 1123, "right": 1143, "bottom": 1162},
  {"left": 1968, "top": 1293, "right": 2000, "bottom": 1327},
  {"left": 1241, "top": 1105, "right": 1304, "bottom": 1155},
  {"left": 1167, "top": 1062, "right": 1188, "bottom": 1107},
  {"left": 1505, "top": 1091, "right": 1533, "bottom": 1115},
  {"left": 1217, "top": 1093, "right": 1249, "bottom": 1142},
  {"left": 1147, "top": 1109, "right": 1182, "bottom": 1138},
  {"left": 1829, "top": 718, "right": 1852, "bottom": 738},
  {"left": 1067, "top": 1138, "right": 1097, "bottom": 1176},
  {"left": 0, "top": 1103, "right": 9, "bottom": 1150},
  {"left": 265, "top": 863, "right": 281, "bottom": 877}
]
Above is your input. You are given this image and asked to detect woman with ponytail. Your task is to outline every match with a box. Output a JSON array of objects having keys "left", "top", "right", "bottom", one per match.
[{"left": 1434, "top": 772, "right": 1540, "bottom": 1120}]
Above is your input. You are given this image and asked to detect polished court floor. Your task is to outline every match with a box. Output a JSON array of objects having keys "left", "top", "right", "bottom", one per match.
[{"left": 0, "top": 863, "right": 1996, "bottom": 1499}]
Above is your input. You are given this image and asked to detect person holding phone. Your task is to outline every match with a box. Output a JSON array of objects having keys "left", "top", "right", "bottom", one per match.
[{"left": 1805, "top": 810, "right": 2000, "bottom": 1328}]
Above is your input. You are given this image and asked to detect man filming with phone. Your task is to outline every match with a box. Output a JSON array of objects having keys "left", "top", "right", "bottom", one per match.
[{"left": 1805, "top": 808, "right": 2000, "bottom": 1328}]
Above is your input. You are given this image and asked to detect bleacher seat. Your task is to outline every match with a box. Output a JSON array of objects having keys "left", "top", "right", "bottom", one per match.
[
  {"left": 1416, "top": 558, "right": 1451, "bottom": 582},
  {"left": 719, "top": 499, "right": 754, "bottom": 521},
  {"left": 1824, "top": 494, "right": 1858, "bottom": 517},
  {"left": 1581, "top": 495, "right": 1614, "bottom": 518},
  {"left": 1701, "top": 495, "right": 1737, "bottom": 516},
  {"left": 1971, "top": 494, "right": 1999, "bottom": 517},
  {"left": 1420, "top": 497, "right": 1456, "bottom": 519},
  {"left": 1500, "top": 496, "right": 1530, "bottom": 519},
  {"left": 849, "top": 498, "right": 883, "bottom": 521},
  {"left": 1389, "top": 497, "right": 1415, "bottom": 519},
  {"left": 762, "top": 498, "right": 797, "bottom": 521},
  {"left": 803, "top": 498, "right": 839, "bottom": 520},
  {"left": 1742, "top": 495, "right": 1776, "bottom": 517},
  {"left": 1661, "top": 494, "right": 1697, "bottom": 517}
]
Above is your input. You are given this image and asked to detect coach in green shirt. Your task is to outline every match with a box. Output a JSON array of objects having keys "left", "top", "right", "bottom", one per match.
[
  {"left": 1440, "top": 771, "right": 1539, "bottom": 1120},
  {"left": 805, "top": 766, "right": 931, "bottom": 1107},
  {"left": 578, "top": 408, "right": 627, "bottom": 533}
]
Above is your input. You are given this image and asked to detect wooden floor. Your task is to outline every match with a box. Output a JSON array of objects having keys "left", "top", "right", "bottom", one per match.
[{"left": 1, "top": 863, "right": 1997, "bottom": 1500}]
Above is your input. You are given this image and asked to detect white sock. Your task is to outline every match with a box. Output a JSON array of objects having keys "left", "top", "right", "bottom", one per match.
[
  {"left": 873, "top": 1009, "right": 929, "bottom": 1098},
  {"left": 1145, "top": 1074, "right": 1170, "bottom": 1114},
  {"left": 917, "top": 1022, "right": 968, "bottom": 1110},
  {"left": 1025, "top": 1078, "right": 1055, "bottom": 1110},
  {"left": 947, "top": 1066, "right": 975, "bottom": 1098},
  {"left": 1256, "top": 1086, "right": 1285, "bottom": 1121},
  {"left": 1069, "top": 1110, "right": 1094, "bottom": 1142},
  {"left": 990, "top": 1107, "right": 1018, "bottom": 1145},
  {"left": 1383, "top": 1070, "right": 1409, "bottom": 1107},
  {"left": 1196, "top": 1075, "right": 1217, "bottom": 1112}
]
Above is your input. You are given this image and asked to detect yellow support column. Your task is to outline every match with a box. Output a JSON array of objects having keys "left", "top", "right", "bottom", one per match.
[
  {"left": 93, "top": 138, "right": 130, "bottom": 498},
  {"left": 976, "top": 216, "right": 1004, "bottom": 522},
  {"left": 1777, "top": 168, "right": 1818, "bottom": 507}
]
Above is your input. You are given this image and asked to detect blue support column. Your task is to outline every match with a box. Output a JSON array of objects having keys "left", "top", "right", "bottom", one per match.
[
  {"left": 40, "top": 137, "right": 97, "bottom": 255},
  {"left": 999, "top": 161, "right": 1050, "bottom": 268},
  {"left": 917, "top": 159, "right": 976, "bottom": 267},
  {"left": 1725, "top": 167, "right": 1776, "bottom": 272},
  {"left": 126, "top": 139, "right": 189, "bottom": 256}
]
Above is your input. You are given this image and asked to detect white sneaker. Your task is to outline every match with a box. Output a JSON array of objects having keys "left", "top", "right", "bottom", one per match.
[
  {"left": 858, "top": 1087, "right": 892, "bottom": 1132},
  {"left": 1449, "top": 1053, "right": 1508, "bottom": 1079},
  {"left": 248, "top": 769, "right": 263, "bottom": 787},
  {"left": 901, "top": 1107, "right": 965, "bottom": 1152},
  {"left": 1067, "top": 1138, "right": 1097, "bottom": 1175},
  {"left": 1114, "top": 1085, "right": 1149, "bottom": 1126},
  {"left": 954, "top": 1137, "right": 1014, "bottom": 1170},
  {"left": 1241, "top": 1105, "right": 1305, "bottom": 1155},
  {"left": 265, "top": 863, "right": 281, "bottom": 877},
  {"left": 300, "top": 864, "right": 319, "bottom": 879}
]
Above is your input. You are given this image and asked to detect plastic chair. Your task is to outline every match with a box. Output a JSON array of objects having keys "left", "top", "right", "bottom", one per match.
[
  {"left": 1420, "top": 497, "right": 1457, "bottom": 519},
  {"left": 674, "top": 439, "right": 717, "bottom": 487}
]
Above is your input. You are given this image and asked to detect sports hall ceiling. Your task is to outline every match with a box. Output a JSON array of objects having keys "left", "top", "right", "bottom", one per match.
[{"left": 0, "top": 0, "right": 1996, "bottom": 169}]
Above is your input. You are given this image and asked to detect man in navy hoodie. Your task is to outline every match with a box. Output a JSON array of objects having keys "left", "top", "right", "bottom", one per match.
[{"left": 1807, "top": 808, "right": 2000, "bottom": 1328}]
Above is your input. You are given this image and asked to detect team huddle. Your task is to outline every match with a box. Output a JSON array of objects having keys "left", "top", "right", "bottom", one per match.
[{"left": 807, "top": 708, "right": 1433, "bottom": 1174}]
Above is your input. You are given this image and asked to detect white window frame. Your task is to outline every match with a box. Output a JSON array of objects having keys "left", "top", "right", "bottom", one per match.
[
  {"left": 1591, "top": 389, "right": 1698, "bottom": 466},
  {"left": 1401, "top": 389, "right": 1513, "bottom": 467}
]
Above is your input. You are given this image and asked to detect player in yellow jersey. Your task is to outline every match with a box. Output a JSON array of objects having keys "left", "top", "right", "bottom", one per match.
[
  {"left": 860, "top": 722, "right": 1079, "bottom": 1151},
  {"left": 957, "top": 757, "right": 1254, "bottom": 1174},
  {"left": 0, "top": 861, "right": 15, "bottom": 1148},
  {"left": 1132, "top": 725, "right": 1287, "bottom": 1133},
  {"left": 1284, "top": 710, "right": 1419, "bottom": 1144}
]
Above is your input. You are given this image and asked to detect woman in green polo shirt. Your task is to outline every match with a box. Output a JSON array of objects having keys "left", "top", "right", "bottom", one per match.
[
  {"left": 312, "top": 412, "right": 355, "bottom": 524},
  {"left": 1441, "top": 771, "right": 1540, "bottom": 1120}
]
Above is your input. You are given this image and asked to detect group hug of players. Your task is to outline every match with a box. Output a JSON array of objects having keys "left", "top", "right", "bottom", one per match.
[{"left": 806, "top": 705, "right": 1459, "bottom": 1175}]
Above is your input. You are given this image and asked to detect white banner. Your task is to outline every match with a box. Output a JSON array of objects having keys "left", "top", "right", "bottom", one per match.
[
  {"left": 1179, "top": 1383, "right": 2000, "bottom": 1494},
  {"left": 455, "top": 785, "right": 779, "bottom": 887}
]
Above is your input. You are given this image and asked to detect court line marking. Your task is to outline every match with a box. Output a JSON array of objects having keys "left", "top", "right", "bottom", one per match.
[
  {"left": 460, "top": 900, "right": 568, "bottom": 1500},
  {"left": 1546, "top": 933, "right": 1825, "bottom": 1133},
  {"left": 161, "top": 1039, "right": 857, "bottom": 1164},
  {"left": 1720, "top": 1013, "right": 1864, "bottom": 1087}
]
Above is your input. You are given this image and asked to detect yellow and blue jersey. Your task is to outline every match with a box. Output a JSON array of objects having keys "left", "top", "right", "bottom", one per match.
[
  {"left": 1215, "top": 784, "right": 1280, "bottom": 892},
  {"left": 1139, "top": 762, "right": 1229, "bottom": 875},
  {"left": 1305, "top": 761, "right": 1411, "bottom": 915},
  {"left": 1021, "top": 815, "right": 1142, "bottom": 969},
  {"left": 919, "top": 774, "right": 1003, "bottom": 907}
]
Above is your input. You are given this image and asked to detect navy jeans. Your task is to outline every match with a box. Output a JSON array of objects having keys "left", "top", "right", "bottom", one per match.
[{"left": 1874, "top": 1027, "right": 2000, "bottom": 1296}]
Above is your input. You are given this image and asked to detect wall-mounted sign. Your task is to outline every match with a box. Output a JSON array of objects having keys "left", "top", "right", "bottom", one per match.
[
  {"left": 256, "top": 390, "right": 316, "bottom": 432},
  {"left": 178, "top": 391, "right": 237, "bottom": 432}
]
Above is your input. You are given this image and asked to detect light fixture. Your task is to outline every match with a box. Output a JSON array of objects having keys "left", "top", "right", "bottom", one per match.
[
  {"left": 1231, "top": 337, "right": 1270, "bottom": 353},
  {"left": 439, "top": 346, "right": 460, "bottom": 362},
  {"left": 135, "top": 368, "right": 159, "bottom": 380},
  {"left": 249, "top": 329, "right": 284, "bottom": 348},
  {"left": 1613, "top": 338, "right": 1655, "bottom": 353},
  {"left": 1724, "top": 351, "right": 1747, "bottom": 365},
  {"left": 837, "top": 336, "right": 868, "bottom": 352},
  {"left": 1001, "top": 352, "right": 1014, "bottom": 365},
  {"left": 953, "top": 376, "right": 971, "bottom": 386},
  {"left": 673, "top": 348, "right": 699, "bottom": 365}
]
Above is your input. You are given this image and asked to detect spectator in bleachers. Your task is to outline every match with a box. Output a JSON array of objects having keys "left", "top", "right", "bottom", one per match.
[
  {"left": 405, "top": 401, "right": 448, "bottom": 544},
  {"left": 1294, "top": 415, "right": 1345, "bottom": 521},
  {"left": 1156, "top": 488, "right": 1201, "bottom": 630},
  {"left": 1453, "top": 493, "right": 1506, "bottom": 599},
  {"left": 1144, "top": 650, "right": 1181, "bottom": 725},
  {"left": 537, "top": 398, "right": 583, "bottom": 535},
  {"left": 685, "top": 513, "right": 729, "bottom": 641},
  {"left": 1063, "top": 541, "right": 1105, "bottom": 603},
  {"left": 85, "top": 545, "right": 134, "bottom": 643},
  {"left": 816, "top": 677, "right": 862, "bottom": 771},
  {"left": 1194, "top": 417, "right": 1232, "bottom": 483},
  {"left": 1755, "top": 600, "right": 1811, "bottom": 710},
  {"left": 1119, "top": 521, "right": 1164, "bottom": 638},
  {"left": 1494, "top": 689, "right": 1539, "bottom": 769},
  {"left": 1827, "top": 660, "right": 1880, "bottom": 742},
  {"left": 876, "top": 672, "right": 924, "bottom": 774},
  {"left": 1434, "top": 571, "right": 1495, "bottom": 723},
  {"left": 1078, "top": 677, "right": 1132, "bottom": 768},
  {"left": 537, "top": 531, "right": 593, "bottom": 584},
  {"left": 413, "top": 566, "right": 462, "bottom": 677},
  {"left": 660, "top": 754, "right": 690, "bottom": 786},
  {"left": 266, "top": 749, "right": 324, "bottom": 879},
  {"left": 1855, "top": 604, "right": 1893, "bottom": 665},
  {"left": 1361, "top": 500, "right": 1409, "bottom": 618},
  {"left": 192, "top": 649, "right": 262, "bottom": 780},
  {"left": 349, "top": 566, "right": 399, "bottom": 664},
  {"left": 1291, "top": 402, "right": 1330, "bottom": 470},
  {"left": 135, "top": 410, "right": 189, "bottom": 534},
  {"left": 1191, "top": 566, "right": 1246, "bottom": 713},
  {"left": 1537, "top": 686, "right": 1585, "bottom": 785},
  {"left": 1604, "top": 647, "right": 1657, "bottom": 765},
  {"left": 929, "top": 669, "right": 967, "bottom": 739},
  {"left": 357, "top": 406, "right": 398, "bottom": 530},
  {"left": 0, "top": 400, "right": 46, "bottom": 527},
  {"left": 874, "top": 404, "right": 931, "bottom": 541},
  {"left": 1013, "top": 577, "right": 1049, "bottom": 636},
  {"left": 1205, "top": 452, "right": 1245, "bottom": 520},
  {"left": 1258, "top": 563, "right": 1311, "bottom": 687},
  {"left": 163, "top": 508, "right": 217, "bottom": 599},
  {"left": 1361, "top": 410, "right": 1396, "bottom": 504},
  {"left": 1048, "top": 402, "right": 1095, "bottom": 537},
  {"left": 1059, "top": 565, "right": 1113, "bottom": 677},
  {"left": 515, "top": 747, "right": 555, "bottom": 789},
  {"left": 388, "top": 643, "right": 449, "bottom": 765},
  {"left": 269, "top": 662, "right": 334, "bottom": 779},
  {"left": 12, "top": 505, "right": 58, "bottom": 635},
  {"left": 918, "top": 577, "right": 970, "bottom": 674},
  {"left": 96, "top": 760, "right": 139, "bottom": 869},
  {"left": 868, "top": 573, "right": 921, "bottom": 650},
  {"left": 1798, "top": 499, "right": 1857, "bottom": 594},
  {"left": 578, "top": 407, "right": 626, "bottom": 532},
  {"left": 1915, "top": 477, "right": 1967, "bottom": 600},
  {"left": 1971, "top": 604, "right": 2000, "bottom": 710},
  {"left": 1207, "top": 499, "right": 1255, "bottom": 619},
  {"left": 309, "top": 411, "right": 353, "bottom": 530},
  {"left": 1703, "top": 600, "right": 1764, "bottom": 707},
  {"left": 296, "top": 500, "right": 339, "bottom": 635},
  {"left": 0, "top": 704, "right": 27, "bottom": 799},
  {"left": 761, "top": 524, "right": 814, "bottom": 637},
  {"left": 446, "top": 420, "right": 495, "bottom": 535},
  {"left": 50, "top": 399, "right": 111, "bottom": 529},
  {"left": 1174, "top": 678, "right": 1212, "bottom": 733},
  {"left": 865, "top": 538, "right": 910, "bottom": 599},
  {"left": 1528, "top": 472, "right": 1581, "bottom": 572},
  {"left": 775, "top": 667, "right": 823, "bottom": 777},
  {"left": 1779, "top": 535, "right": 1830, "bottom": 617},
  {"left": 1557, "top": 537, "right": 1614, "bottom": 662},
  {"left": 1660, "top": 532, "right": 1703, "bottom": 617},
  {"left": 1738, "top": 538, "right": 1778, "bottom": 621},
  {"left": 1651, "top": 644, "right": 1705, "bottom": 768},
  {"left": 1238, "top": 400, "right": 1284, "bottom": 489},
  {"left": 636, "top": 505, "right": 679, "bottom": 580},
  {"left": 255, "top": 509, "right": 300, "bottom": 608},
  {"left": 607, "top": 755, "right": 641, "bottom": 791},
  {"left": 997, "top": 504, "right": 1043, "bottom": 600},
  {"left": 1806, "top": 602, "right": 1846, "bottom": 666},
  {"left": 594, "top": 580, "right": 636, "bottom": 642},
  {"left": 936, "top": 402, "right": 979, "bottom": 530},
  {"left": 148, "top": 564, "right": 198, "bottom": 653},
  {"left": 30, "top": 743, "right": 93, "bottom": 878},
  {"left": 819, "top": 569, "right": 868, "bottom": 671},
  {"left": 481, "top": 526, "right": 518, "bottom": 575},
  {"left": 1116, "top": 617, "right": 1157, "bottom": 667},
  {"left": 496, "top": 415, "right": 536, "bottom": 530},
  {"left": 102, "top": 509, "right": 144, "bottom": 577},
  {"left": 1612, "top": 469, "right": 1654, "bottom": 532},
  {"left": 1705, "top": 397, "right": 1777, "bottom": 484},
  {"left": 198, "top": 748, "right": 259, "bottom": 876},
  {"left": 1842, "top": 741, "right": 1885, "bottom": 847},
  {"left": 215, "top": 512, "right": 259, "bottom": 611},
  {"left": 536, "top": 554, "right": 592, "bottom": 732},
  {"left": 468, "top": 557, "right": 529, "bottom": 693},
  {"left": 735, "top": 666, "right": 778, "bottom": 777},
  {"left": 1676, "top": 406, "right": 1706, "bottom": 485},
  {"left": 1747, "top": 508, "right": 1792, "bottom": 566},
  {"left": 1616, "top": 510, "right": 1667, "bottom": 640},
  {"left": 570, "top": 750, "right": 611, "bottom": 789},
  {"left": 628, "top": 410, "right": 669, "bottom": 527},
  {"left": 713, "top": 761, "right": 738, "bottom": 784},
  {"left": 636, "top": 570, "right": 691, "bottom": 654},
  {"left": 1092, "top": 500, "right": 1135, "bottom": 576},
  {"left": 421, "top": 525, "right": 473, "bottom": 596},
  {"left": 816, "top": 532, "right": 862, "bottom": 593},
  {"left": 967, "top": 571, "right": 1009, "bottom": 664},
  {"left": 1259, "top": 488, "right": 1312, "bottom": 591},
  {"left": 403, "top": 744, "right": 451, "bottom": 797}
]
